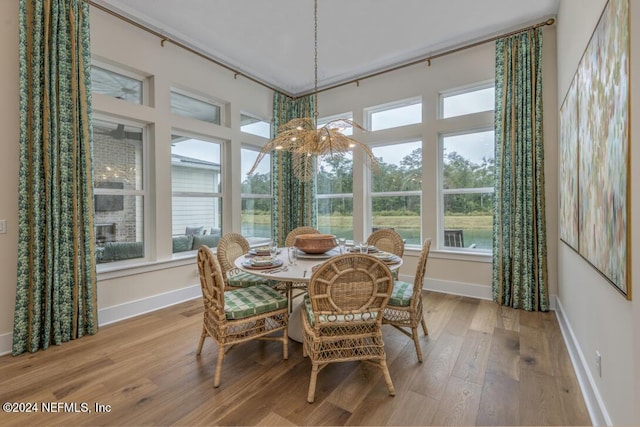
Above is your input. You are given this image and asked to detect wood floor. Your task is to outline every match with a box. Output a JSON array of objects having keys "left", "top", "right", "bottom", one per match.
[{"left": 0, "top": 291, "right": 591, "bottom": 426}]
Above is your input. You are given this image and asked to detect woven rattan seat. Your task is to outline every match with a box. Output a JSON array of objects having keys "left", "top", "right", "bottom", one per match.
[
  {"left": 382, "top": 238, "right": 432, "bottom": 362},
  {"left": 302, "top": 253, "right": 396, "bottom": 403},
  {"left": 196, "top": 246, "right": 288, "bottom": 387},
  {"left": 217, "top": 232, "right": 275, "bottom": 289}
]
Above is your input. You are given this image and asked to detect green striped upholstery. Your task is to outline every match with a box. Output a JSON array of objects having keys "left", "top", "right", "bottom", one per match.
[
  {"left": 388, "top": 280, "right": 413, "bottom": 307},
  {"left": 303, "top": 295, "right": 379, "bottom": 327},
  {"left": 224, "top": 284, "right": 287, "bottom": 320},
  {"left": 227, "top": 271, "right": 276, "bottom": 288}
]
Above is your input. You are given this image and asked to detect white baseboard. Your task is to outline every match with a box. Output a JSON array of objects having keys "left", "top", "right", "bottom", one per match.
[
  {"left": 97, "top": 284, "right": 201, "bottom": 326},
  {"left": 418, "top": 276, "right": 493, "bottom": 300},
  {"left": 555, "top": 297, "right": 611, "bottom": 426},
  {"left": 0, "top": 331, "right": 12, "bottom": 356}
]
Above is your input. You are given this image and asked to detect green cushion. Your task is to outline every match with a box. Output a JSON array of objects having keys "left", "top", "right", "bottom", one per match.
[
  {"left": 227, "top": 271, "right": 276, "bottom": 288},
  {"left": 172, "top": 235, "right": 194, "bottom": 253},
  {"left": 224, "top": 284, "right": 287, "bottom": 320},
  {"left": 388, "top": 280, "right": 413, "bottom": 307},
  {"left": 102, "top": 241, "right": 144, "bottom": 261},
  {"left": 303, "top": 295, "right": 379, "bottom": 327},
  {"left": 192, "top": 234, "right": 220, "bottom": 249}
]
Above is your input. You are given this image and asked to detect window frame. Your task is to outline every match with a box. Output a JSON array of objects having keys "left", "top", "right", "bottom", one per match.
[
  {"left": 438, "top": 126, "right": 494, "bottom": 253},
  {"left": 91, "top": 59, "right": 149, "bottom": 106},
  {"left": 364, "top": 97, "right": 422, "bottom": 131},
  {"left": 170, "top": 86, "right": 226, "bottom": 125},
  {"left": 438, "top": 80, "right": 494, "bottom": 120},
  {"left": 92, "top": 115, "right": 150, "bottom": 266},
  {"left": 240, "top": 145, "right": 272, "bottom": 245}
]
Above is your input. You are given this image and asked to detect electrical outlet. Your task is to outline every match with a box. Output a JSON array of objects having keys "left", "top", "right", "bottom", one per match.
[
  {"left": 0, "top": 219, "right": 6, "bottom": 234},
  {"left": 595, "top": 350, "right": 602, "bottom": 377}
]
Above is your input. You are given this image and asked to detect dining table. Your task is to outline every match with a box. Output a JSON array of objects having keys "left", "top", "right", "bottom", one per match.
[{"left": 234, "top": 246, "right": 403, "bottom": 342}]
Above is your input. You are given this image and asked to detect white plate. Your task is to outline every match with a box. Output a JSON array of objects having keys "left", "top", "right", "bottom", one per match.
[{"left": 296, "top": 248, "right": 340, "bottom": 259}]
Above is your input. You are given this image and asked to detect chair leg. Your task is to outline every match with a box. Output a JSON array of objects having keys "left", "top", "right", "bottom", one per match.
[
  {"left": 380, "top": 359, "right": 396, "bottom": 396},
  {"left": 307, "top": 363, "right": 319, "bottom": 403},
  {"left": 283, "top": 327, "right": 289, "bottom": 360},
  {"left": 412, "top": 326, "right": 423, "bottom": 363},
  {"left": 213, "top": 345, "right": 225, "bottom": 388},
  {"left": 421, "top": 317, "right": 429, "bottom": 336},
  {"left": 196, "top": 326, "right": 206, "bottom": 355}
]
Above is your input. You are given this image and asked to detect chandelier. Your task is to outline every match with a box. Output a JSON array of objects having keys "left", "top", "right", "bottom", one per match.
[{"left": 247, "top": 0, "right": 378, "bottom": 181}]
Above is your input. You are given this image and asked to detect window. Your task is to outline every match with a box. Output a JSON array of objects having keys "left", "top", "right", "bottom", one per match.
[
  {"left": 440, "top": 130, "right": 494, "bottom": 251},
  {"left": 440, "top": 85, "right": 494, "bottom": 119},
  {"left": 171, "top": 135, "right": 222, "bottom": 253},
  {"left": 317, "top": 152, "right": 353, "bottom": 240},
  {"left": 366, "top": 98, "right": 422, "bottom": 131},
  {"left": 371, "top": 141, "right": 422, "bottom": 245},
  {"left": 241, "top": 147, "right": 271, "bottom": 245},
  {"left": 317, "top": 112, "right": 353, "bottom": 135},
  {"left": 170, "top": 89, "right": 221, "bottom": 124},
  {"left": 91, "top": 65, "right": 143, "bottom": 105},
  {"left": 93, "top": 119, "right": 146, "bottom": 263},
  {"left": 240, "top": 114, "right": 271, "bottom": 138}
]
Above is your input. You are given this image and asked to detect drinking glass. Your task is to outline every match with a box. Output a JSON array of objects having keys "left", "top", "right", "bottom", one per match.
[
  {"left": 269, "top": 240, "right": 278, "bottom": 259},
  {"left": 288, "top": 246, "right": 298, "bottom": 265},
  {"left": 359, "top": 241, "right": 368, "bottom": 254},
  {"left": 338, "top": 238, "right": 347, "bottom": 254}
]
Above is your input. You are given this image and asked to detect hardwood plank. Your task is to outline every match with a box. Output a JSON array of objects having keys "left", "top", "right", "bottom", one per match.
[
  {"left": 519, "top": 369, "right": 565, "bottom": 426},
  {"left": 422, "top": 292, "right": 458, "bottom": 340},
  {"left": 519, "top": 323, "right": 553, "bottom": 374},
  {"left": 387, "top": 390, "right": 439, "bottom": 426},
  {"left": 408, "top": 332, "right": 464, "bottom": 400},
  {"left": 444, "top": 296, "right": 479, "bottom": 337},
  {"left": 485, "top": 327, "right": 520, "bottom": 381},
  {"left": 431, "top": 376, "right": 483, "bottom": 426},
  {"left": 469, "top": 299, "right": 498, "bottom": 333},
  {"left": 496, "top": 305, "right": 520, "bottom": 332},
  {"left": 476, "top": 371, "right": 520, "bottom": 426},
  {"left": 451, "top": 329, "right": 492, "bottom": 384},
  {"left": 255, "top": 411, "right": 297, "bottom": 426}
]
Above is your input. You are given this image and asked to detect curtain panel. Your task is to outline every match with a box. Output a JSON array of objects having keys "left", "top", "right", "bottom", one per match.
[
  {"left": 271, "top": 92, "right": 318, "bottom": 246},
  {"left": 13, "top": 0, "right": 97, "bottom": 355},
  {"left": 492, "top": 28, "right": 549, "bottom": 311}
]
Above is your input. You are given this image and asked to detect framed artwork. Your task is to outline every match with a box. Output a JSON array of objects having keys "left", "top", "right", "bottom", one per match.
[
  {"left": 559, "top": 0, "right": 630, "bottom": 298},
  {"left": 559, "top": 77, "right": 579, "bottom": 250}
]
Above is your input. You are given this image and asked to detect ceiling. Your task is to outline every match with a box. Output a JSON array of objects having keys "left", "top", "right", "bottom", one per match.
[{"left": 92, "top": 0, "right": 559, "bottom": 96}]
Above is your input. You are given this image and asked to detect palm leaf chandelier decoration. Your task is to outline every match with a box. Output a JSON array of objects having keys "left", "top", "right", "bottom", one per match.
[{"left": 248, "top": 0, "right": 378, "bottom": 182}]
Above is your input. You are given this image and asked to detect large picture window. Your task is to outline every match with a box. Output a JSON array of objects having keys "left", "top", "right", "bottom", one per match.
[
  {"left": 241, "top": 147, "right": 271, "bottom": 244},
  {"left": 171, "top": 135, "right": 223, "bottom": 253},
  {"left": 93, "top": 119, "right": 146, "bottom": 263},
  {"left": 371, "top": 141, "right": 422, "bottom": 245},
  {"left": 440, "top": 130, "right": 494, "bottom": 251},
  {"left": 317, "top": 152, "right": 353, "bottom": 240}
]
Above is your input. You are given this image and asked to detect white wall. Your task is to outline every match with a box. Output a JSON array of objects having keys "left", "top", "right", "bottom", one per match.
[{"left": 556, "top": 0, "right": 639, "bottom": 424}]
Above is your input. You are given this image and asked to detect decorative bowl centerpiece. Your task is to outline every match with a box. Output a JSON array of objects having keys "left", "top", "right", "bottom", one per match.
[{"left": 294, "top": 234, "right": 337, "bottom": 254}]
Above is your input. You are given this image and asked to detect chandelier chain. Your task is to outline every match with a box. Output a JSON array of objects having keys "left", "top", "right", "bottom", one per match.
[{"left": 313, "top": 0, "right": 319, "bottom": 119}]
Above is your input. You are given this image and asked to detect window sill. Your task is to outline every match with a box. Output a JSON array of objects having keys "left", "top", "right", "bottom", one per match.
[
  {"left": 96, "top": 251, "right": 199, "bottom": 281},
  {"left": 404, "top": 245, "right": 492, "bottom": 263}
]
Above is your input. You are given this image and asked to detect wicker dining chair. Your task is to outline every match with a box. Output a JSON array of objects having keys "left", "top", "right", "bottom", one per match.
[
  {"left": 367, "top": 228, "right": 405, "bottom": 279},
  {"left": 367, "top": 228, "right": 405, "bottom": 258},
  {"left": 301, "top": 253, "right": 396, "bottom": 403},
  {"left": 217, "top": 232, "right": 275, "bottom": 289},
  {"left": 196, "top": 246, "right": 288, "bottom": 387},
  {"left": 382, "top": 238, "right": 432, "bottom": 362}
]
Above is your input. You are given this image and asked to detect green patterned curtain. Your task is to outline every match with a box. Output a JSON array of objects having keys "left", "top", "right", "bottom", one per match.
[
  {"left": 271, "top": 92, "right": 318, "bottom": 246},
  {"left": 492, "top": 28, "right": 549, "bottom": 311},
  {"left": 13, "top": 0, "right": 97, "bottom": 355}
]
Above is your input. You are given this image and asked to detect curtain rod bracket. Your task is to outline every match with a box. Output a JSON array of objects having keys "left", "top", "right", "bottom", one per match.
[
  {"left": 427, "top": 58, "right": 431, "bottom": 67},
  {"left": 160, "top": 37, "right": 168, "bottom": 47}
]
